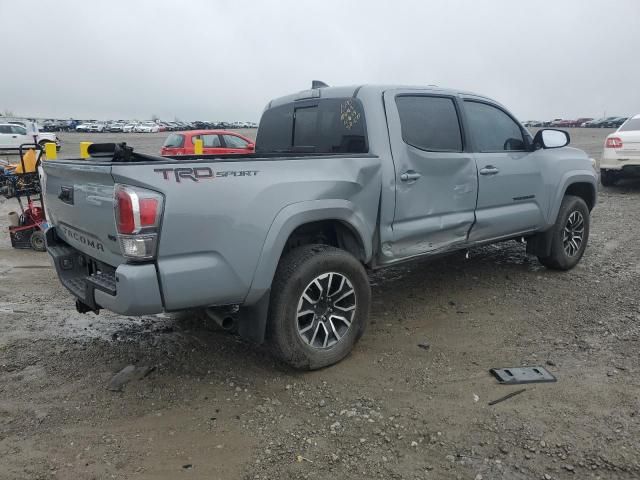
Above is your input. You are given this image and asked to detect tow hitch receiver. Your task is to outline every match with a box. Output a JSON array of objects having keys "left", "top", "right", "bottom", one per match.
[{"left": 76, "top": 299, "right": 99, "bottom": 314}]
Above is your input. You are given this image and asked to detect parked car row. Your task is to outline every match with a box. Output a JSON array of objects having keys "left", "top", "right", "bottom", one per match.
[
  {"left": 35, "top": 118, "right": 258, "bottom": 133},
  {"left": 523, "top": 117, "right": 628, "bottom": 128},
  {"left": 582, "top": 117, "right": 628, "bottom": 128}
]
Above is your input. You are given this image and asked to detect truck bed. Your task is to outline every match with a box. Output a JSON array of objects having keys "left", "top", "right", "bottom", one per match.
[{"left": 42, "top": 145, "right": 381, "bottom": 314}]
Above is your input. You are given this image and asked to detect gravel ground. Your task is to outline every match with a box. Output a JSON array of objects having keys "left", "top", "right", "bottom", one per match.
[{"left": 1, "top": 128, "right": 639, "bottom": 480}]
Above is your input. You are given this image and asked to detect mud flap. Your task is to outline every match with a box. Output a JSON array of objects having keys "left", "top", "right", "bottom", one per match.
[
  {"left": 526, "top": 229, "right": 554, "bottom": 257},
  {"left": 237, "top": 290, "right": 270, "bottom": 344}
]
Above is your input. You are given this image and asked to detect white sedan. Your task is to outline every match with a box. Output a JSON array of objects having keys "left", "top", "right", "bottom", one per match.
[
  {"left": 600, "top": 114, "right": 640, "bottom": 186},
  {"left": 134, "top": 122, "right": 160, "bottom": 133}
]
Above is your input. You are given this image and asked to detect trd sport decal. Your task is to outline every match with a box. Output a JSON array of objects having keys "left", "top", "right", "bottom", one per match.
[{"left": 154, "top": 167, "right": 259, "bottom": 182}]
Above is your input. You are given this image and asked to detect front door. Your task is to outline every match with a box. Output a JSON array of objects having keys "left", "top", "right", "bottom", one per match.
[
  {"left": 383, "top": 90, "right": 478, "bottom": 261},
  {"left": 462, "top": 99, "right": 545, "bottom": 242}
]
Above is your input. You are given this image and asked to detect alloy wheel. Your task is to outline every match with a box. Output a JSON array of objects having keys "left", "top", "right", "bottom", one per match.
[
  {"left": 296, "top": 272, "right": 357, "bottom": 349},
  {"left": 563, "top": 210, "right": 585, "bottom": 257}
]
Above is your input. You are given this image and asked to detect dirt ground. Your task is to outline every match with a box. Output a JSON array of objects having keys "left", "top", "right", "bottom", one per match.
[{"left": 1, "top": 128, "right": 639, "bottom": 480}]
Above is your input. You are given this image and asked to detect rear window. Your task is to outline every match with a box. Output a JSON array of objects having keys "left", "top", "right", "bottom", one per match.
[
  {"left": 619, "top": 118, "right": 640, "bottom": 132},
  {"left": 256, "top": 98, "right": 368, "bottom": 154},
  {"left": 163, "top": 133, "right": 184, "bottom": 148}
]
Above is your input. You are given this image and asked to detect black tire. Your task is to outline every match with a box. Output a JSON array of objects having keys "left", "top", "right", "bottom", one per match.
[
  {"left": 600, "top": 170, "right": 618, "bottom": 187},
  {"left": 538, "top": 195, "right": 590, "bottom": 270},
  {"left": 30, "top": 230, "right": 46, "bottom": 252},
  {"left": 267, "top": 244, "right": 371, "bottom": 370}
]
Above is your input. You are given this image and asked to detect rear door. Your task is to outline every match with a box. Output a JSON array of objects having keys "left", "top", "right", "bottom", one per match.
[
  {"left": 191, "top": 133, "right": 225, "bottom": 154},
  {"left": 462, "top": 99, "right": 545, "bottom": 242},
  {"left": 384, "top": 89, "right": 478, "bottom": 258},
  {"left": 221, "top": 134, "right": 251, "bottom": 154},
  {"left": 43, "top": 161, "right": 124, "bottom": 266}
]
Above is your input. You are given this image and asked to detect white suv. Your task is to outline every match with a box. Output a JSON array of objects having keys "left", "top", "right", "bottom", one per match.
[{"left": 600, "top": 114, "right": 640, "bottom": 186}]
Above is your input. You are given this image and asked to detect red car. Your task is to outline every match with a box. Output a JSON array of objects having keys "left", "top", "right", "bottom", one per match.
[{"left": 160, "top": 130, "right": 255, "bottom": 156}]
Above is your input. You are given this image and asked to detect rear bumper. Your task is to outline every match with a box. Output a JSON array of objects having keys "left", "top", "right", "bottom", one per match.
[
  {"left": 46, "top": 228, "right": 164, "bottom": 315},
  {"left": 600, "top": 165, "right": 640, "bottom": 176},
  {"left": 601, "top": 151, "right": 640, "bottom": 170}
]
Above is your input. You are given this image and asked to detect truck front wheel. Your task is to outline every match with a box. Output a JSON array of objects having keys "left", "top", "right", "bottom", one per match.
[
  {"left": 268, "top": 244, "right": 371, "bottom": 370},
  {"left": 537, "top": 195, "right": 590, "bottom": 270}
]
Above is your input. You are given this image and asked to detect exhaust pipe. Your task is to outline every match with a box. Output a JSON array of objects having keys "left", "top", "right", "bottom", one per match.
[{"left": 204, "top": 307, "right": 237, "bottom": 331}]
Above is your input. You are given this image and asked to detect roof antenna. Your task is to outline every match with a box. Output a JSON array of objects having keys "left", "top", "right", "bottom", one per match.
[{"left": 312, "top": 80, "right": 329, "bottom": 89}]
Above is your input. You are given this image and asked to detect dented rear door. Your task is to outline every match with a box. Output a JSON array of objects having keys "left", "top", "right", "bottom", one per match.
[{"left": 383, "top": 88, "right": 478, "bottom": 259}]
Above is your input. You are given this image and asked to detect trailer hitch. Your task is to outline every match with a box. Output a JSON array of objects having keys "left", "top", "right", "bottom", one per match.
[{"left": 76, "top": 299, "right": 100, "bottom": 315}]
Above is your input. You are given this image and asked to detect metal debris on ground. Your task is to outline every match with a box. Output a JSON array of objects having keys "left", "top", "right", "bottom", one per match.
[
  {"left": 490, "top": 366, "right": 556, "bottom": 384},
  {"left": 107, "top": 365, "right": 155, "bottom": 392},
  {"left": 488, "top": 388, "right": 526, "bottom": 406}
]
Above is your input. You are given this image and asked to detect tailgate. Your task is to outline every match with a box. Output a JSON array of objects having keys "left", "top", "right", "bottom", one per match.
[{"left": 43, "top": 160, "right": 124, "bottom": 266}]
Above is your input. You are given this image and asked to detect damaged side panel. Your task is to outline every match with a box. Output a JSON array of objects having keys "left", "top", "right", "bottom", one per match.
[{"left": 381, "top": 89, "right": 478, "bottom": 261}]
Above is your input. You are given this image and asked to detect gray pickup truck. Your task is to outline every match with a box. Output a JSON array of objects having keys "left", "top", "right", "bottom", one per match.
[{"left": 43, "top": 84, "right": 597, "bottom": 369}]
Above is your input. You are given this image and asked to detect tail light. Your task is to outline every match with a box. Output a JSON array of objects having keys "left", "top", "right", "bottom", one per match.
[
  {"left": 606, "top": 137, "right": 623, "bottom": 149},
  {"left": 114, "top": 184, "right": 164, "bottom": 261}
]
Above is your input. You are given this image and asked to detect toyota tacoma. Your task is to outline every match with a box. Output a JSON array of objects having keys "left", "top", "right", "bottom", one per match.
[{"left": 42, "top": 83, "right": 597, "bottom": 369}]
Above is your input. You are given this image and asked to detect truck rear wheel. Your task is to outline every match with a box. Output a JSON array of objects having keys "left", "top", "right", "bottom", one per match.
[
  {"left": 268, "top": 244, "right": 371, "bottom": 370},
  {"left": 537, "top": 195, "right": 589, "bottom": 270}
]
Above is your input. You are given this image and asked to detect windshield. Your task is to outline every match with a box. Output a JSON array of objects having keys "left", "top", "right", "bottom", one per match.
[{"left": 163, "top": 133, "right": 184, "bottom": 148}]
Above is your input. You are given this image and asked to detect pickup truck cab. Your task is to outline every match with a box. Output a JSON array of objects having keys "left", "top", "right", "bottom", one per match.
[{"left": 42, "top": 84, "right": 597, "bottom": 369}]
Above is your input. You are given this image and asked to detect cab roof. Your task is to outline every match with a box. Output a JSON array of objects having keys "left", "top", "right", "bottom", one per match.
[{"left": 266, "top": 84, "right": 495, "bottom": 109}]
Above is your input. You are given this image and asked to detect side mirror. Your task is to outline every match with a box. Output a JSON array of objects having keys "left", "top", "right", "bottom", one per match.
[
  {"left": 247, "top": 143, "right": 255, "bottom": 151},
  {"left": 532, "top": 129, "right": 570, "bottom": 150}
]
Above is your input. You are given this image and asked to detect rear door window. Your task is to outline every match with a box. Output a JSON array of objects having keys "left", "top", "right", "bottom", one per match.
[
  {"left": 463, "top": 101, "right": 525, "bottom": 151},
  {"left": 395, "top": 96, "right": 463, "bottom": 152},
  {"left": 256, "top": 98, "right": 368, "bottom": 154},
  {"left": 0, "top": 125, "right": 11, "bottom": 134}
]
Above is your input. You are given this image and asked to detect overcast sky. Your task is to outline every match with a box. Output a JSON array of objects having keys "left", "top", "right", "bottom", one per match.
[{"left": 1, "top": 0, "right": 638, "bottom": 122}]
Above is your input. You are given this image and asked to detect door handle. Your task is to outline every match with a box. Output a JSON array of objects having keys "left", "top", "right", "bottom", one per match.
[
  {"left": 400, "top": 171, "right": 422, "bottom": 182},
  {"left": 479, "top": 165, "right": 500, "bottom": 176}
]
